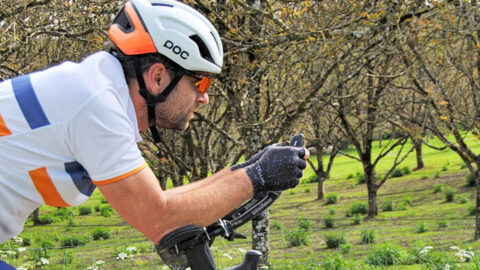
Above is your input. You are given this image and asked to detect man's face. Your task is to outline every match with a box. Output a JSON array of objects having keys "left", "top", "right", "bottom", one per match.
[{"left": 154, "top": 73, "right": 209, "bottom": 131}]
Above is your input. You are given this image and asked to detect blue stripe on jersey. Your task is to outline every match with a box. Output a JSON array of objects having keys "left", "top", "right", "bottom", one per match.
[
  {"left": 65, "top": 161, "right": 96, "bottom": 197},
  {"left": 11, "top": 75, "right": 50, "bottom": 129}
]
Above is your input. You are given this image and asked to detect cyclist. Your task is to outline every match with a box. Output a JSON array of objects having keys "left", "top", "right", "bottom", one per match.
[{"left": 0, "top": 0, "right": 309, "bottom": 267}]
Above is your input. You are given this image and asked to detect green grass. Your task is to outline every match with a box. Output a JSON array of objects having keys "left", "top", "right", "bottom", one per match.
[{"left": 2, "top": 136, "right": 480, "bottom": 269}]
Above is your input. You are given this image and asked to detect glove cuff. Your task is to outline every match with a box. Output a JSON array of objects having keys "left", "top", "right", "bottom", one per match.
[{"left": 245, "top": 164, "right": 265, "bottom": 193}]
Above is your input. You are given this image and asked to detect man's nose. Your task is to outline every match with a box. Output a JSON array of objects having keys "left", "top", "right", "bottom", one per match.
[{"left": 197, "top": 92, "right": 209, "bottom": 105}]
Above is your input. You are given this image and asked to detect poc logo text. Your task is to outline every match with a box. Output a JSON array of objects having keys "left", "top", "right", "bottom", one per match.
[{"left": 163, "top": 40, "right": 189, "bottom": 60}]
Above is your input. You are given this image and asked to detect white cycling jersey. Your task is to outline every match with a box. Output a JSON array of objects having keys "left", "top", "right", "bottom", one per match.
[{"left": 0, "top": 52, "right": 146, "bottom": 242}]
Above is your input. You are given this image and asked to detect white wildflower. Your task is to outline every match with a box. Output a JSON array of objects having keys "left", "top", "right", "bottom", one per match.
[
  {"left": 86, "top": 266, "right": 99, "bottom": 270},
  {"left": 223, "top": 253, "right": 233, "bottom": 260},
  {"left": 17, "top": 267, "right": 27, "bottom": 270},
  {"left": 450, "top": 246, "right": 459, "bottom": 251},
  {"left": 237, "top": 248, "right": 246, "bottom": 254},
  {"left": 116, "top": 252, "right": 129, "bottom": 260},
  {"left": 444, "top": 263, "right": 451, "bottom": 270},
  {"left": 162, "top": 266, "right": 169, "bottom": 270},
  {"left": 17, "top": 247, "right": 27, "bottom": 253},
  {"left": 6, "top": 250, "right": 17, "bottom": 257},
  {"left": 420, "top": 246, "right": 433, "bottom": 255},
  {"left": 95, "top": 260, "right": 105, "bottom": 265},
  {"left": 126, "top": 246, "right": 137, "bottom": 253},
  {"left": 455, "top": 248, "right": 474, "bottom": 262},
  {"left": 40, "top": 257, "right": 49, "bottom": 265},
  {"left": 13, "top": 237, "right": 23, "bottom": 244}
]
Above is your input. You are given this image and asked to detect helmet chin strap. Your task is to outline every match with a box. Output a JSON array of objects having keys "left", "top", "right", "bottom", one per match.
[{"left": 133, "top": 57, "right": 184, "bottom": 143}]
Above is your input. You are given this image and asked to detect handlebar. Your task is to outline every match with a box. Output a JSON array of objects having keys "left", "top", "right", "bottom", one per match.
[{"left": 156, "top": 134, "right": 305, "bottom": 270}]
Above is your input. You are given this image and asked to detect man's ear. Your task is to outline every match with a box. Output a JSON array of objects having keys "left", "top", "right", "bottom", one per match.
[{"left": 145, "top": 62, "right": 168, "bottom": 95}]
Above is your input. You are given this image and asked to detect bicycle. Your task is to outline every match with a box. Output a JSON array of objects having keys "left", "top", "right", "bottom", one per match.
[{"left": 155, "top": 135, "right": 305, "bottom": 270}]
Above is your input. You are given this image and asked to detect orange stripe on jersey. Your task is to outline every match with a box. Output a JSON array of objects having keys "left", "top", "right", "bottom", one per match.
[
  {"left": 92, "top": 162, "right": 147, "bottom": 186},
  {"left": 29, "top": 167, "right": 69, "bottom": 207},
  {"left": 0, "top": 114, "right": 12, "bottom": 136}
]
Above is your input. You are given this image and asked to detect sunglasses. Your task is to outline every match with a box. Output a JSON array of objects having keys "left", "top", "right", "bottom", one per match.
[{"left": 184, "top": 70, "right": 213, "bottom": 94}]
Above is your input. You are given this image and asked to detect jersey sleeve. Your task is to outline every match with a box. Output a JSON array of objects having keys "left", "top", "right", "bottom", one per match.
[{"left": 66, "top": 89, "right": 146, "bottom": 185}]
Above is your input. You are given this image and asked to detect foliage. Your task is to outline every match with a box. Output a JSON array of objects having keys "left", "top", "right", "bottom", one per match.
[
  {"left": 391, "top": 166, "right": 411, "bottom": 178},
  {"left": 466, "top": 173, "right": 476, "bottom": 187},
  {"left": 326, "top": 192, "right": 340, "bottom": 204},
  {"left": 353, "top": 214, "right": 363, "bottom": 225},
  {"left": 37, "top": 215, "right": 55, "bottom": 225},
  {"left": 298, "top": 217, "right": 312, "bottom": 231},
  {"left": 61, "top": 235, "right": 91, "bottom": 248},
  {"left": 78, "top": 206, "right": 93, "bottom": 216},
  {"left": 365, "top": 243, "right": 406, "bottom": 266},
  {"left": 433, "top": 184, "right": 444, "bottom": 193},
  {"left": 92, "top": 227, "right": 111, "bottom": 240},
  {"left": 444, "top": 187, "right": 456, "bottom": 202},
  {"left": 285, "top": 230, "right": 308, "bottom": 248},
  {"left": 324, "top": 215, "right": 335, "bottom": 228},
  {"left": 324, "top": 233, "right": 346, "bottom": 249},
  {"left": 416, "top": 222, "right": 429, "bottom": 233},
  {"left": 361, "top": 229, "right": 375, "bottom": 244},
  {"left": 350, "top": 201, "right": 368, "bottom": 215},
  {"left": 54, "top": 208, "right": 75, "bottom": 221}
]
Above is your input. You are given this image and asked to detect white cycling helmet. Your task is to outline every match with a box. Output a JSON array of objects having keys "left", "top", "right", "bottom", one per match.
[{"left": 108, "top": 0, "right": 223, "bottom": 74}]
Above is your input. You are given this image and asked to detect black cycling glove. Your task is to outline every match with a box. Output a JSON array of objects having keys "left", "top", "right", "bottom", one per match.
[
  {"left": 231, "top": 142, "right": 289, "bottom": 171},
  {"left": 244, "top": 145, "right": 307, "bottom": 193}
]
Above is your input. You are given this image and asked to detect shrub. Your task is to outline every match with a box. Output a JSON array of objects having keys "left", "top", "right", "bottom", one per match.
[
  {"left": 444, "top": 187, "right": 456, "bottom": 202},
  {"left": 421, "top": 175, "right": 429, "bottom": 180},
  {"left": 381, "top": 200, "right": 395, "bottom": 212},
  {"left": 350, "top": 201, "right": 368, "bottom": 215},
  {"left": 324, "top": 232, "right": 346, "bottom": 249},
  {"left": 78, "top": 206, "right": 92, "bottom": 216},
  {"left": 37, "top": 215, "right": 55, "bottom": 225},
  {"left": 92, "top": 227, "right": 111, "bottom": 240},
  {"left": 434, "top": 172, "right": 441, "bottom": 179},
  {"left": 54, "top": 208, "right": 74, "bottom": 220},
  {"left": 416, "top": 222, "right": 429, "bottom": 233},
  {"left": 304, "top": 188, "right": 311, "bottom": 193},
  {"left": 65, "top": 219, "right": 75, "bottom": 232},
  {"left": 466, "top": 173, "right": 476, "bottom": 187},
  {"left": 391, "top": 168, "right": 404, "bottom": 178},
  {"left": 328, "top": 208, "right": 336, "bottom": 215},
  {"left": 100, "top": 197, "right": 108, "bottom": 204},
  {"left": 286, "top": 230, "right": 308, "bottom": 247},
  {"left": 346, "top": 173, "right": 354, "bottom": 179},
  {"left": 353, "top": 214, "right": 362, "bottom": 225},
  {"left": 433, "top": 184, "right": 443, "bottom": 193},
  {"left": 303, "top": 175, "right": 317, "bottom": 184},
  {"left": 468, "top": 205, "right": 476, "bottom": 216},
  {"left": 340, "top": 244, "right": 351, "bottom": 255},
  {"left": 61, "top": 235, "right": 90, "bottom": 248},
  {"left": 461, "top": 163, "right": 468, "bottom": 169},
  {"left": 365, "top": 243, "right": 405, "bottom": 266},
  {"left": 298, "top": 217, "right": 312, "bottom": 231},
  {"left": 438, "top": 220, "right": 449, "bottom": 228},
  {"left": 403, "top": 196, "right": 413, "bottom": 206},
  {"left": 100, "top": 205, "right": 113, "bottom": 217},
  {"left": 324, "top": 215, "right": 335, "bottom": 228},
  {"left": 324, "top": 254, "right": 354, "bottom": 270},
  {"left": 326, "top": 192, "right": 339, "bottom": 204},
  {"left": 361, "top": 229, "right": 375, "bottom": 244},
  {"left": 458, "top": 196, "right": 469, "bottom": 204},
  {"left": 22, "top": 237, "right": 31, "bottom": 246},
  {"left": 271, "top": 221, "right": 283, "bottom": 230},
  {"left": 356, "top": 172, "right": 365, "bottom": 184},
  {"left": 345, "top": 210, "right": 352, "bottom": 217}
]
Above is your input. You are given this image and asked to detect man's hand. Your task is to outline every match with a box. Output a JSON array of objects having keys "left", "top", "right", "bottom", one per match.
[{"left": 244, "top": 144, "right": 309, "bottom": 193}]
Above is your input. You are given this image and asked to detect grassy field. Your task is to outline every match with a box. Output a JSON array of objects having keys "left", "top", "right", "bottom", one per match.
[{"left": 2, "top": 136, "right": 480, "bottom": 269}]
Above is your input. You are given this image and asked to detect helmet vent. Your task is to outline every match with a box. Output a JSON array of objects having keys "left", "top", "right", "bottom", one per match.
[
  {"left": 113, "top": 7, "right": 134, "bottom": 33},
  {"left": 151, "top": 3, "right": 173, "bottom": 7},
  {"left": 210, "top": 32, "right": 221, "bottom": 51},
  {"left": 189, "top": 35, "right": 213, "bottom": 63}
]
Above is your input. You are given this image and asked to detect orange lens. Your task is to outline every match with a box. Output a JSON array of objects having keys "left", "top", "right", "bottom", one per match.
[{"left": 194, "top": 76, "right": 213, "bottom": 94}]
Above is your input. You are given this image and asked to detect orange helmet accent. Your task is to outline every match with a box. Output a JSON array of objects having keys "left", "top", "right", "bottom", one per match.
[{"left": 108, "top": 2, "right": 157, "bottom": 55}]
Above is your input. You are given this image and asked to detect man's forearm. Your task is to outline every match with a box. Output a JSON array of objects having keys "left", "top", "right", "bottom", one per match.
[
  {"left": 163, "top": 167, "right": 232, "bottom": 197},
  {"left": 98, "top": 166, "right": 253, "bottom": 244}
]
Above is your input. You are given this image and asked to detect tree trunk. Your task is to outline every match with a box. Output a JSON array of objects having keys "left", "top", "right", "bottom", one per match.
[
  {"left": 317, "top": 176, "right": 326, "bottom": 201},
  {"left": 365, "top": 167, "right": 378, "bottom": 218},
  {"left": 32, "top": 208, "right": 40, "bottom": 226},
  {"left": 475, "top": 169, "right": 480, "bottom": 240},
  {"left": 252, "top": 211, "right": 269, "bottom": 264},
  {"left": 412, "top": 139, "right": 424, "bottom": 170}
]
